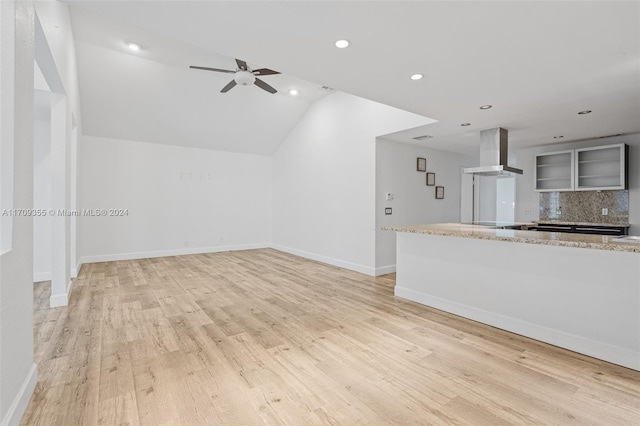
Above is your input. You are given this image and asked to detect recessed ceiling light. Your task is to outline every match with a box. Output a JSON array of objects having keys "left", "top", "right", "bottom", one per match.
[
  {"left": 126, "top": 41, "right": 143, "bottom": 51},
  {"left": 479, "top": 105, "right": 492, "bottom": 110},
  {"left": 410, "top": 73, "right": 423, "bottom": 81},
  {"left": 288, "top": 89, "right": 299, "bottom": 96},
  {"left": 553, "top": 135, "right": 564, "bottom": 139},
  {"left": 578, "top": 110, "right": 592, "bottom": 115},
  {"left": 334, "top": 39, "right": 350, "bottom": 49},
  {"left": 461, "top": 123, "right": 471, "bottom": 126}
]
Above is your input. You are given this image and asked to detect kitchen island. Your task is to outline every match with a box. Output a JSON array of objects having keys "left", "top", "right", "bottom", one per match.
[{"left": 386, "top": 223, "right": 640, "bottom": 371}]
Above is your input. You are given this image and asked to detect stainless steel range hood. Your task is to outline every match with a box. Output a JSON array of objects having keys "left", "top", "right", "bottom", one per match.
[{"left": 463, "top": 127, "right": 523, "bottom": 176}]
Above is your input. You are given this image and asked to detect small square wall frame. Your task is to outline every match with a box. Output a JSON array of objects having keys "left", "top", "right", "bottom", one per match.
[
  {"left": 426, "top": 173, "right": 435, "bottom": 186},
  {"left": 417, "top": 157, "right": 426, "bottom": 172}
]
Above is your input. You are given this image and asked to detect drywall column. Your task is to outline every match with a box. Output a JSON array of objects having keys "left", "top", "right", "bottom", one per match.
[
  {"left": 33, "top": 110, "right": 52, "bottom": 282},
  {"left": 49, "top": 93, "right": 70, "bottom": 307},
  {"left": 33, "top": 8, "right": 75, "bottom": 306},
  {"left": 0, "top": 1, "right": 15, "bottom": 254},
  {"left": 0, "top": 0, "right": 38, "bottom": 424},
  {"left": 69, "top": 124, "right": 78, "bottom": 277}
]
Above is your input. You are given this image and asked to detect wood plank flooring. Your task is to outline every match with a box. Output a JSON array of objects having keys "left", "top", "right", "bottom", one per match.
[{"left": 23, "top": 249, "right": 640, "bottom": 425}]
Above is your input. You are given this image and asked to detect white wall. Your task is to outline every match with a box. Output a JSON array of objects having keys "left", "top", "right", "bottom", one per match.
[
  {"left": 515, "top": 133, "right": 640, "bottom": 234},
  {"left": 0, "top": 0, "right": 38, "bottom": 424},
  {"left": 375, "top": 138, "right": 477, "bottom": 272},
  {"left": 271, "top": 92, "right": 433, "bottom": 275},
  {"left": 33, "top": 117, "right": 52, "bottom": 282},
  {"left": 79, "top": 136, "right": 272, "bottom": 262}
]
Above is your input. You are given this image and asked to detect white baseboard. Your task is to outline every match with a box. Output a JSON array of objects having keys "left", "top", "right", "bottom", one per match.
[
  {"left": 50, "top": 291, "right": 69, "bottom": 308},
  {"left": 79, "top": 243, "right": 378, "bottom": 277},
  {"left": 394, "top": 286, "right": 640, "bottom": 371},
  {"left": 79, "top": 243, "right": 270, "bottom": 265},
  {"left": 270, "top": 244, "right": 375, "bottom": 276},
  {"left": 71, "top": 258, "right": 82, "bottom": 279},
  {"left": 375, "top": 264, "right": 396, "bottom": 276},
  {"left": 49, "top": 278, "right": 73, "bottom": 308},
  {"left": 70, "top": 260, "right": 79, "bottom": 279},
  {"left": 1, "top": 362, "right": 37, "bottom": 426},
  {"left": 33, "top": 272, "right": 51, "bottom": 283}
]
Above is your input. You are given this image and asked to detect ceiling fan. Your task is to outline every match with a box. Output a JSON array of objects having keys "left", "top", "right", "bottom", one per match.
[{"left": 190, "top": 59, "right": 281, "bottom": 94}]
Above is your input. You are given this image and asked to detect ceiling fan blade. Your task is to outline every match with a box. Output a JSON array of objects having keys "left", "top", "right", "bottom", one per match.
[
  {"left": 254, "top": 78, "right": 277, "bottom": 94},
  {"left": 235, "top": 59, "right": 248, "bottom": 71},
  {"left": 252, "top": 68, "right": 280, "bottom": 76},
  {"left": 220, "top": 80, "right": 237, "bottom": 93},
  {"left": 190, "top": 65, "right": 235, "bottom": 74}
]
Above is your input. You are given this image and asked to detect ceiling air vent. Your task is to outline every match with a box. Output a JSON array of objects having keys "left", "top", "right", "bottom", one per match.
[
  {"left": 599, "top": 133, "right": 623, "bottom": 138},
  {"left": 412, "top": 135, "right": 433, "bottom": 141}
]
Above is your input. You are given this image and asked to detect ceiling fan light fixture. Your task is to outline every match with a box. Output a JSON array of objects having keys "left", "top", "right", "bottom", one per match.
[
  {"left": 479, "top": 104, "right": 492, "bottom": 110},
  {"left": 190, "top": 59, "right": 279, "bottom": 94},
  {"left": 410, "top": 73, "right": 423, "bottom": 80},
  {"left": 234, "top": 70, "right": 256, "bottom": 86},
  {"left": 334, "top": 39, "right": 350, "bottom": 48}
]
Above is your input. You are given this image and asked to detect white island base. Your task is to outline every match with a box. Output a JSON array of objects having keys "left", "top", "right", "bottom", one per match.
[{"left": 394, "top": 231, "right": 640, "bottom": 371}]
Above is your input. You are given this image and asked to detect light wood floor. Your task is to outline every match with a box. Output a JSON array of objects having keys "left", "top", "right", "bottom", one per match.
[{"left": 23, "top": 249, "right": 640, "bottom": 425}]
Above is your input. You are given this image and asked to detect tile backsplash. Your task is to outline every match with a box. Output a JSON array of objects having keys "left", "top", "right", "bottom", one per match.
[{"left": 539, "top": 190, "right": 629, "bottom": 224}]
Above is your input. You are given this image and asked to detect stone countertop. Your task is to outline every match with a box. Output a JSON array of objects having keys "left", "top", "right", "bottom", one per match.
[
  {"left": 534, "top": 220, "right": 630, "bottom": 227},
  {"left": 383, "top": 223, "right": 640, "bottom": 253}
]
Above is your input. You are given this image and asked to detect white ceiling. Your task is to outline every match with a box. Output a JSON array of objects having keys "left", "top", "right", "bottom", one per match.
[
  {"left": 69, "top": 7, "right": 333, "bottom": 155},
  {"left": 65, "top": 1, "right": 640, "bottom": 156}
]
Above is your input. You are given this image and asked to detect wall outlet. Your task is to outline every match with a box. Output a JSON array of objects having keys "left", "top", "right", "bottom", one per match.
[
  {"left": 602, "top": 208, "right": 608, "bottom": 216},
  {"left": 524, "top": 208, "right": 531, "bottom": 215}
]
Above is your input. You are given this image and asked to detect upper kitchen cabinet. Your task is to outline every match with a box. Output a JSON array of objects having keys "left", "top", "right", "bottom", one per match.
[
  {"left": 535, "top": 143, "right": 628, "bottom": 192},
  {"left": 535, "top": 150, "right": 574, "bottom": 192},
  {"left": 575, "top": 144, "right": 628, "bottom": 191}
]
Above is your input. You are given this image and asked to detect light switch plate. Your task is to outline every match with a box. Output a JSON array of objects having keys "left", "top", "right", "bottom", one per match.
[{"left": 385, "top": 208, "right": 392, "bottom": 215}]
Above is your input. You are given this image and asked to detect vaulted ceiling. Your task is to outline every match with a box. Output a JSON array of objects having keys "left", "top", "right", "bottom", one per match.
[
  {"left": 69, "top": 7, "right": 334, "bottom": 155},
  {"left": 66, "top": 1, "right": 640, "bottom": 155}
]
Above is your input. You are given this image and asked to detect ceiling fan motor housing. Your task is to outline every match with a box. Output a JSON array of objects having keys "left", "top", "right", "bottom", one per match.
[{"left": 234, "top": 70, "right": 256, "bottom": 86}]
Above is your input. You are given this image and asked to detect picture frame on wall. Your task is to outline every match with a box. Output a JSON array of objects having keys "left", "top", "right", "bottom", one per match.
[
  {"left": 435, "top": 186, "right": 445, "bottom": 199},
  {"left": 416, "top": 157, "right": 427, "bottom": 172},
  {"left": 426, "top": 172, "right": 435, "bottom": 186}
]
